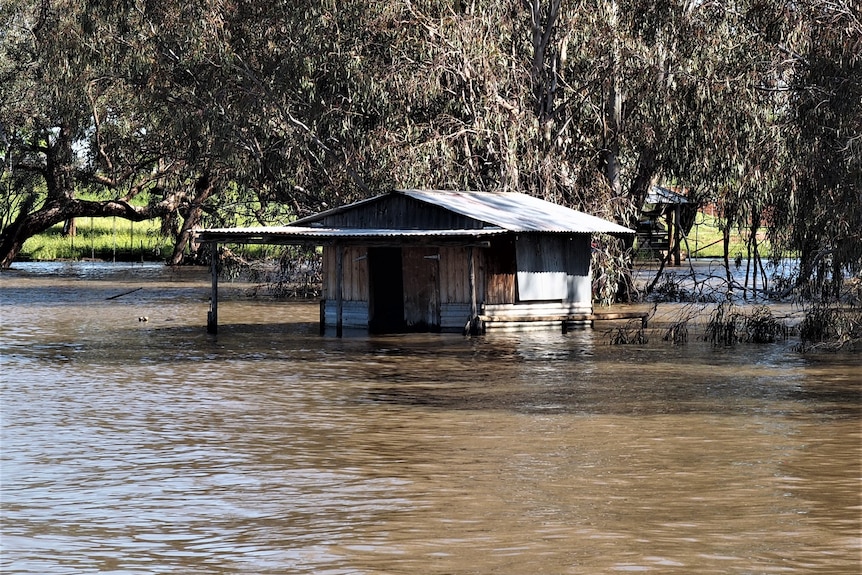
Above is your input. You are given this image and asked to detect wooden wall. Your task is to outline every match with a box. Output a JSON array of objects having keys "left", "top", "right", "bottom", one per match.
[
  {"left": 321, "top": 244, "right": 490, "bottom": 331},
  {"left": 319, "top": 234, "right": 594, "bottom": 331},
  {"left": 322, "top": 245, "right": 369, "bottom": 301},
  {"left": 321, "top": 237, "right": 592, "bottom": 307},
  {"left": 437, "top": 246, "right": 485, "bottom": 304},
  {"left": 324, "top": 245, "right": 483, "bottom": 304},
  {"left": 402, "top": 247, "right": 440, "bottom": 328},
  {"left": 483, "top": 238, "right": 516, "bottom": 304}
]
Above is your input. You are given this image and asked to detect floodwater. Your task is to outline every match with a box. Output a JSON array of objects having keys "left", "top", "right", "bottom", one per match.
[{"left": 1, "top": 262, "right": 859, "bottom": 574}]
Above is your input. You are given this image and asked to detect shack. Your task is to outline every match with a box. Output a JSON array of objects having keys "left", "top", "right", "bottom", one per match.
[
  {"left": 636, "top": 185, "right": 690, "bottom": 265},
  {"left": 198, "top": 189, "right": 636, "bottom": 335}
]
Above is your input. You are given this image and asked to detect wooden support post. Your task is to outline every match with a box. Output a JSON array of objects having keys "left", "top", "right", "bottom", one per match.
[
  {"left": 467, "top": 246, "right": 479, "bottom": 335},
  {"left": 673, "top": 203, "right": 682, "bottom": 266},
  {"left": 207, "top": 242, "right": 218, "bottom": 334},
  {"left": 335, "top": 242, "right": 344, "bottom": 338}
]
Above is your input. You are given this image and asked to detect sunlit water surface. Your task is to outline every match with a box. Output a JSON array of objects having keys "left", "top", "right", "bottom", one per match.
[{"left": 1, "top": 262, "right": 859, "bottom": 574}]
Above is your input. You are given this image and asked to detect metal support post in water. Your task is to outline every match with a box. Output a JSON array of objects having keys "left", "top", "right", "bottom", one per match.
[{"left": 207, "top": 242, "right": 219, "bottom": 334}]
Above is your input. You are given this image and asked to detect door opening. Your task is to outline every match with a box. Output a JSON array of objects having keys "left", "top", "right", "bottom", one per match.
[{"left": 368, "top": 247, "right": 405, "bottom": 333}]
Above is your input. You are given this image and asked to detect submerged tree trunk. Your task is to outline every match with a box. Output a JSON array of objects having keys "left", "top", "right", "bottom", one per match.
[{"left": 169, "top": 175, "right": 215, "bottom": 266}]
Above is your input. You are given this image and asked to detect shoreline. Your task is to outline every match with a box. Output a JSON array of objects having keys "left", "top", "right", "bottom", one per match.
[{"left": 4, "top": 259, "right": 858, "bottom": 351}]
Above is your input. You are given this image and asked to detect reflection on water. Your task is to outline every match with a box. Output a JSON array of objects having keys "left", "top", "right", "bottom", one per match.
[{"left": 1, "top": 262, "right": 860, "bottom": 574}]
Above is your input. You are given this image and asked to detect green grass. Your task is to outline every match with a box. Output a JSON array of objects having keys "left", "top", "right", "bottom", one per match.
[
  {"left": 637, "top": 213, "right": 773, "bottom": 260},
  {"left": 686, "top": 214, "right": 772, "bottom": 259},
  {"left": 20, "top": 217, "right": 172, "bottom": 262},
  {"left": 19, "top": 217, "right": 286, "bottom": 263}
]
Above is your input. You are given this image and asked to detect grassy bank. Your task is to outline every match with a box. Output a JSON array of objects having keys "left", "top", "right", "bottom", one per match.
[
  {"left": 20, "top": 218, "right": 171, "bottom": 262},
  {"left": 19, "top": 217, "right": 286, "bottom": 263},
  {"left": 637, "top": 213, "right": 771, "bottom": 260}
]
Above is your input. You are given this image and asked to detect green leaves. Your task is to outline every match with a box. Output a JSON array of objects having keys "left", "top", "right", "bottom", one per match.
[{"left": 1, "top": 0, "right": 857, "bottom": 296}]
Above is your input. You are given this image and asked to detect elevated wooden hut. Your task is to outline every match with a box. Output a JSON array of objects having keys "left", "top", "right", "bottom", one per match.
[
  {"left": 199, "top": 189, "right": 635, "bottom": 335},
  {"left": 636, "top": 185, "right": 690, "bottom": 265}
]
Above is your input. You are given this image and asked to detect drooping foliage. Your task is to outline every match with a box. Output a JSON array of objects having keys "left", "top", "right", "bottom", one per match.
[
  {"left": 768, "top": 1, "right": 861, "bottom": 300},
  {"left": 0, "top": 0, "right": 857, "bottom": 303}
]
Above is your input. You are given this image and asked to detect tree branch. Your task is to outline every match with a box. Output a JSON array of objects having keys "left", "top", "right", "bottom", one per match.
[
  {"left": 231, "top": 57, "right": 371, "bottom": 195},
  {"left": 86, "top": 80, "right": 115, "bottom": 177}
]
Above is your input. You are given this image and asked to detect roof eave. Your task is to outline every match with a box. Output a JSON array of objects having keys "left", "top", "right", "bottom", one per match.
[{"left": 196, "top": 226, "right": 508, "bottom": 247}]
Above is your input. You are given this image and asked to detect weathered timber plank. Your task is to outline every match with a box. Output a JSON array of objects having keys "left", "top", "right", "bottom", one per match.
[{"left": 479, "top": 311, "right": 648, "bottom": 327}]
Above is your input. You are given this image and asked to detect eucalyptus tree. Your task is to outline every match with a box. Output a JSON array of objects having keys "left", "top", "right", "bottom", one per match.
[
  {"left": 3, "top": 0, "right": 856, "bottom": 304},
  {"left": 0, "top": 0, "right": 386, "bottom": 267},
  {"left": 768, "top": 0, "right": 861, "bottom": 300},
  {"left": 0, "top": 0, "right": 301, "bottom": 267},
  {"left": 0, "top": 0, "right": 186, "bottom": 267},
  {"left": 305, "top": 0, "right": 793, "bottom": 299}
]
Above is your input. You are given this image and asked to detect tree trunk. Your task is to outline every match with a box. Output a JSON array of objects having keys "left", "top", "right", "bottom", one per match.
[
  {"left": 602, "top": 0, "right": 623, "bottom": 198},
  {"left": 0, "top": 201, "right": 68, "bottom": 268},
  {"left": 628, "top": 150, "right": 656, "bottom": 218},
  {"left": 527, "top": 0, "right": 561, "bottom": 125},
  {"left": 169, "top": 175, "right": 215, "bottom": 265},
  {"left": 0, "top": 195, "right": 180, "bottom": 268},
  {"left": 723, "top": 225, "right": 733, "bottom": 290},
  {"left": 0, "top": 219, "right": 32, "bottom": 269},
  {"left": 1, "top": 126, "right": 79, "bottom": 267},
  {"left": 63, "top": 218, "right": 77, "bottom": 237}
]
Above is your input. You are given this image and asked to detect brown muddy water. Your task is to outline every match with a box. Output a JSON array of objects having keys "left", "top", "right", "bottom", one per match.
[{"left": 1, "top": 262, "right": 859, "bottom": 574}]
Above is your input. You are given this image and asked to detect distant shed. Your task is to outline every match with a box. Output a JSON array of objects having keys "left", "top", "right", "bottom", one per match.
[
  {"left": 198, "top": 189, "right": 635, "bottom": 335},
  {"left": 637, "top": 185, "right": 690, "bottom": 265}
]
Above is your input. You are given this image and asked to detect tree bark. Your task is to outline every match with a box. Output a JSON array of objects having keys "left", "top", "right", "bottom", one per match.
[
  {"left": 169, "top": 175, "right": 215, "bottom": 265},
  {"left": 63, "top": 218, "right": 77, "bottom": 237},
  {"left": 602, "top": 0, "right": 623, "bottom": 198},
  {"left": 527, "top": 0, "right": 561, "bottom": 124}
]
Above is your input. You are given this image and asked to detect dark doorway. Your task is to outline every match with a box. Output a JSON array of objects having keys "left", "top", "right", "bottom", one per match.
[
  {"left": 402, "top": 247, "right": 441, "bottom": 331},
  {"left": 368, "top": 247, "right": 405, "bottom": 333}
]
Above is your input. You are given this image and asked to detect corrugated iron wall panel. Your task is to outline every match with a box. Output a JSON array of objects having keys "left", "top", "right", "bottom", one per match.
[
  {"left": 515, "top": 235, "right": 592, "bottom": 303},
  {"left": 322, "top": 300, "right": 369, "bottom": 328}
]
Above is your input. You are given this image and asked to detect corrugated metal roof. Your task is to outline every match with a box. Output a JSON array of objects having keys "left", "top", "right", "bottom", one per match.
[
  {"left": 397, "top": 190, "right": 634, "bottom": 234},
  {"left": 201, "top": 190, "right": 634, "bottom": 242},
  {"left": 290, "top": 189, "right": 633, "bottom": 235},
  {"left": 197, "top": 226, "right": 506, "bottom": 243},
  {"left": 645, "top": 185, "right": 688, "bottom": 205}
]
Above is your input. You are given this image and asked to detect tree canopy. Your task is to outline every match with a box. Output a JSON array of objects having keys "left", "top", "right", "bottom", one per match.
[{"left": 1, "top": 0, "right": 858, "bottom": 301}]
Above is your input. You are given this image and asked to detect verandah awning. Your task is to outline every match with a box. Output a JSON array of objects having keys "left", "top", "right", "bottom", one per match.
[{"left": 196, "top": 226, "right": 508, "bottom": 247}]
